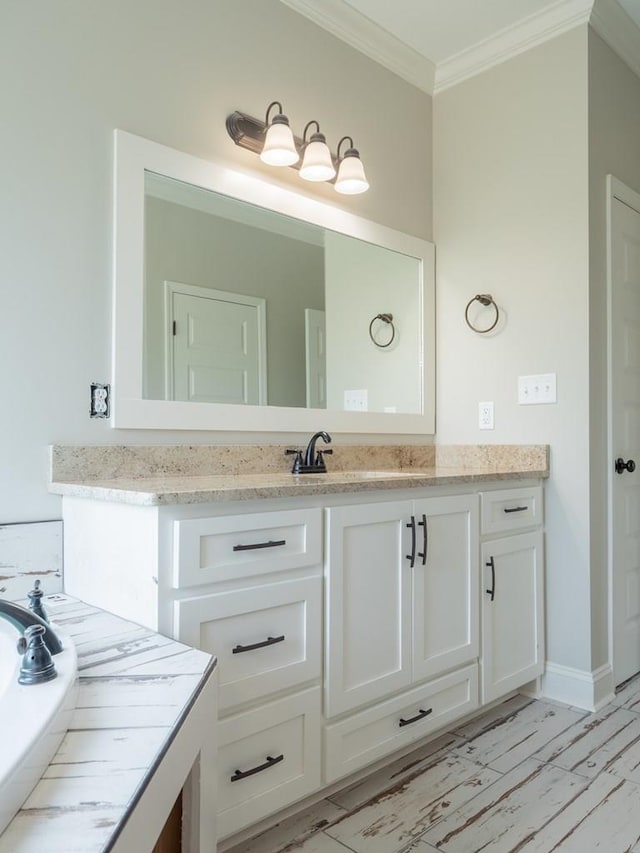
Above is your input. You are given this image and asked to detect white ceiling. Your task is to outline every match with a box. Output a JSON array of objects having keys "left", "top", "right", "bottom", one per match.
[
  {"left": 280, "top": 0, "right": 640, "bottom": 92},
  {"left": 342, "top": 0, "right": 567, "bottom": 64}
]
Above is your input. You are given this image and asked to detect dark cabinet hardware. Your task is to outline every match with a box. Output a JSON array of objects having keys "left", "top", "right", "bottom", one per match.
[
  {"left": 233, "top": 539, "right": 286, "bottom": 552},
  {"left": 406, "top": 516, "right": 416, "bottom": 567},
  {"left": 615, "top": 457, "right": 636, "bottom": 475},
  {"left": 504, "top": 505, "right": 528, "bottom": 514},
  {"left": 230, "top": 753, "right": 284, "bottom": 782},
  {"left": 417, "top": 514, "right": 427, "bottom": 565},
  {"left": 398, "top": 707, "right": 433, "bottom": 727},
  {"left": 485, "top": 556, "right": 496, "bottom": 601},
  {"left": 287, "top": 431, "right": 332, "bottom": 473},
  {"left": 232, "top": 634, "right": 285, "bottom": 654}
]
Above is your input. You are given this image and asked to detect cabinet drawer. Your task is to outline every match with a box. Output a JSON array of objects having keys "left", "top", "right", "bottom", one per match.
[
  {"left": 324, "top": 665, "right": 478, "bottom": 784},
  {"left": 174, "top": 576, "right": 322, "bottom": 712},
  {"left": 173, "top": 508, "right": 322, "bottom": 587},
  {"left": 480, "top": 486, "right": 543, "bottom": 535},
  {"left": 217, "top": 687, "right": 321, "bottom": 839}
]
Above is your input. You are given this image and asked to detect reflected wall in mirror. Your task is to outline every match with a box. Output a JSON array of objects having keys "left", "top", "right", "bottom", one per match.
[
  {"left": 113, "top": 130, "right": 435, "bottom": 433},
  {"left": 144, "top": 173, "right": 422, "bottom": 414}
]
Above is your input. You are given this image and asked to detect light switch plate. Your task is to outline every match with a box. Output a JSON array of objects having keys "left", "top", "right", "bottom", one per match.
[
  {"left": 518, "top": 373, "right": 557, "bottom": 405},
  {"left": 344, "top": 389, "right": 368, "bottom": 411}
]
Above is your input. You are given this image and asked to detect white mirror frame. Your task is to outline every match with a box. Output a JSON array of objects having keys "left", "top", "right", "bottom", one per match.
[{"left": 112, "top": 130, "right": 435, "bottom": 433}]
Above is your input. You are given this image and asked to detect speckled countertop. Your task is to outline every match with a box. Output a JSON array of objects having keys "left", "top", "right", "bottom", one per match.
[
  {"left": 49, "top": 444, "right": 549, "bottom": 507},
  {"left": 0, "top": 596, "right": 215, "bottom": 853}
]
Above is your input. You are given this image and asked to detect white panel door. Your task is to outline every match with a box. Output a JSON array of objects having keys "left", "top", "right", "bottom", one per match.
[
  {"left": 611, "top": 191, "right": 640, "bottom": 685},
  {"left": 305, "top": 308, "right": 326, "bottom": 409},
  {"left": 412, "top": 494, "right": 479, "bottom": 682},
  {"left": 481, "top": 531, "right": 544, "bottom": 703},
  {"left": 166, "top": 282, "right": 266, "bottom": 404},
  {"left": 325, "top": 501, "right": 413, "bottom": 717}
]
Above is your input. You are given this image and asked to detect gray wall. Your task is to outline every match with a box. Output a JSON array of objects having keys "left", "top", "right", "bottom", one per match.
[
  {"left": 144, "top": 197, "right": 324, "bottom": 407},
  {"left": 588, "top": 29, "right": 640, "bottom": 670},
  {"left": 1, "top": 0, "right": 432, "bottom": 523},
  {"left": 434, "top": 28, "right": 591, "bottom": 673}
]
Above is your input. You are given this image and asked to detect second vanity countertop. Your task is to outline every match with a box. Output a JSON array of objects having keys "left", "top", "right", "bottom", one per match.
[{"left": 49, "top": 444, "right": 550, "bottom": 507}]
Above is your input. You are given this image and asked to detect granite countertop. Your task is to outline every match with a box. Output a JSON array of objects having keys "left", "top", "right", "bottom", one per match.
[
  {"left": 0, "top": 596, "right": 215, "bottom": 853},
  {"left": 49, "top": 465, "right": 549, "bottom": 506}
]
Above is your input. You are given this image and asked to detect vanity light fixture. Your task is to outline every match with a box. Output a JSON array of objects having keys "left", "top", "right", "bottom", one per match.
[
  {"left": 260, "top": 101, "right": 299, "bottom": 166},
  {"left": 225, "top": 102, "right": 369, "bottom": 194},
  {"left": 299, "top": 120, "right": 336, "bottom": 182},
  {"left": 335, "top": 136, "right": 369, "bottom": 195}
]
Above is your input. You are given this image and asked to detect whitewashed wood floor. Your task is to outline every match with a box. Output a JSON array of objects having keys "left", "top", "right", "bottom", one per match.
[{"left": 227, "top": 678, "right": 640, "bottom": 853}]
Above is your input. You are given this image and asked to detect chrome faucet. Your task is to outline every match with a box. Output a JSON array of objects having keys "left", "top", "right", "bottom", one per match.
[
  {"left": 286, "top": 431, "right": 333, "bottom": 474},
  {"left": 0, "top": 597, "right": 63, "bottom": 656}
]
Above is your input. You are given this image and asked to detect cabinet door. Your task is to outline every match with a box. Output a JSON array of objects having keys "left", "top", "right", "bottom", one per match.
[
  {"left": 481, "top": 531, "right": 544, "bottom": 703},
  {"left": 325, "top": 501, "right": 413, "bottom": 717},
  {"left": 412, "top": 495, "right": 479, "bottom": 682}
]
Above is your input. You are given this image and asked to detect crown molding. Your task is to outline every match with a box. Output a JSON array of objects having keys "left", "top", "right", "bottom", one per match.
[
  {"left": 590, "top": 0, "right": 640, "bottom": 80},
  {"left": 434, "top": 0, "right": 594, "bottom": 92},
  {"left": 279, "top": 0, "right": 435, "bottom": 93}
]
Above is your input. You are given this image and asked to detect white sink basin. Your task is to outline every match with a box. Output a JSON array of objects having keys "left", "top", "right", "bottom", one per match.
[
  {"left": 0, "top": 616, "right": 77, "bottom": 835},
  {"left": 319, "top": 470, "right": 428, "bottom": 479}
]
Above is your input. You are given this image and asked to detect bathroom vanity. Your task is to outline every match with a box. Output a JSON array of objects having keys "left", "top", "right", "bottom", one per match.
[{"left": 51, "top": 444, "right": 547, "bottom": 843}]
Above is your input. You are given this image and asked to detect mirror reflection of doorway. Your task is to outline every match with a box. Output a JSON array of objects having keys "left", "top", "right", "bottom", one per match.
[
  {"left": 164, "top": 281, "right": 267, "bottom": 405},
  {"left": 305, "top": 308, "right": 326, "bottom": 409}
]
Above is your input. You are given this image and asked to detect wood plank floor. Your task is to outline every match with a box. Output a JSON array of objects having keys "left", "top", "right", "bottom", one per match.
[{"left": 227, "top": 680, "right": 640, "bottom": 853}]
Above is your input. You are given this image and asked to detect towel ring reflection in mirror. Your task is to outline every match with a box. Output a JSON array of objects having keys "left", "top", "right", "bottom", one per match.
[
  {"left": 464, "top": 294, "right": 499, "bottom": 334},
  {"left": 369, "top": 313, "right": 396, "bottom": 348}
]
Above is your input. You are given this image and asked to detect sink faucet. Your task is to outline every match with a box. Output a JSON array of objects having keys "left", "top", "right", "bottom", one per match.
[
  {"left": 0, "top": 598, "right": 63, "bottom": 656},
  {"left": 286, "top": 431, "right": 333, "bottom": 474}
]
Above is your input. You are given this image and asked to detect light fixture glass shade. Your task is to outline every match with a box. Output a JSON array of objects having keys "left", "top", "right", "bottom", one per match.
[
  {"left": 260, "top": 119, "right": 299, "bottom": 166},
  {"left": 335, "top": 152, "right": 369, "bottom": 194},
  {"left": 299, "top": 138, "right": 336, "bottom": 182}
]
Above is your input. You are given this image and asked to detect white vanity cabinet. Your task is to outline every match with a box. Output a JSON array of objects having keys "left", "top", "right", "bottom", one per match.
[
  {"left": 323, "top": 494, "right": 479, "bottom": 782},
  {"left": 479, "top": 487, "right": 545, "bottom": 703},
  {"left": 60, "top": 478, "right": 544, "bottom": 841},
  {"left": 324, "top": 494, "right": 479, "bottom": 718}
]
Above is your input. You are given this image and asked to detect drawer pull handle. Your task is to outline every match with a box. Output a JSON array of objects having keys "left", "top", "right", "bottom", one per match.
[
  {"left": 233, "top": 539, "right": 286, "bottom": 552},
  {"left": 503, "top": 506, "right": 528, "bottom": 514},
  {"left": 406, "top": 516, "right": 416, "bottom": 567},
  {"left": 230, "top": 753, "right": 284, "bottom": 782},
  {"left": 417, "top": 514, "right": 427, "bottom": 565},
  {"left": 232, "top": 634, "right": 285, "bottom": 654},
  {"left": 486, "top": 556, "right": 496, "bottom": 601},
  {"left": 399, "top": 707, "right": 433, "bottom": 728}
]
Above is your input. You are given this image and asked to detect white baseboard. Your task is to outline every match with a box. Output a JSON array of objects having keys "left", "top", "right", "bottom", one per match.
[{"left": 540, "top": 662, "right": 614, "bottom": 711}]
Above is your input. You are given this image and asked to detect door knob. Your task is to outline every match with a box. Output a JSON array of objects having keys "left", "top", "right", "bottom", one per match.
[{"left": 615, "top": 457, "right": 636, "bottom": 474}]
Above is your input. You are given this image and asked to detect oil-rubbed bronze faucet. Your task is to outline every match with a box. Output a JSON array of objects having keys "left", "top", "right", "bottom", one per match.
[{"left": 286, "top": 431, "right": 333, "bottom": 474}]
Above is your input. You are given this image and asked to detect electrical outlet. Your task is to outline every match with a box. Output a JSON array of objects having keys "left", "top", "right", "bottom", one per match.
[
  {"left": 90, "top": 383, "right": 110, "bottom": 418},
  {"left": 479, "top": 401, "right": 494, "bottom": 430}
]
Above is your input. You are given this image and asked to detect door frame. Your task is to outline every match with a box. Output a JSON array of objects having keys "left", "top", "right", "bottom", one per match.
[
  {"left": 606, "top": 175, "right": 640, "bottom": 682},
  {"left": 163, "top": 280, "right": 267, "bottom": 404}
]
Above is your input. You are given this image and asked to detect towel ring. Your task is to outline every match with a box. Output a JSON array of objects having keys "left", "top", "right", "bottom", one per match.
[
  {"left": 464, "top": 294, "right": 499, "bottom": 334},
  {"left": 369, "top": 313, "right": 396, "bottom": 348}
]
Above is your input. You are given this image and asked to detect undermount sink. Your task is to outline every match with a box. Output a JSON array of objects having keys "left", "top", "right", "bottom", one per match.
[
  {"left": 0, "top": 615, "right": 77, "bottom": 835},
  {"left": 324, "top": 470, "right": 428, "bottom": 479}
]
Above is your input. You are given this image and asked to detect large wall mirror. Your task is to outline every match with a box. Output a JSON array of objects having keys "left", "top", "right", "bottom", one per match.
[{"left": 113, "top": 130, "right": 435, "bottom": 433}]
